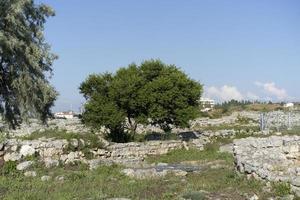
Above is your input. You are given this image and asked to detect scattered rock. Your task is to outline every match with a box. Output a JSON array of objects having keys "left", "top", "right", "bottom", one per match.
[
  {"left": 121, "top": 168, "right": 167, "bottom": 179},
  {"left": 17, "top": 161, "right": 34, "bottom": 171},
  {"left": 219, "top": 143, "right": 233, "bottom": 154},
  {"left": 20, "top": 145, "right": 35, "bottom": 157},
  {"left": 279, "top": 195, "right": 295, "bottom": 200},
  {"left": 44, "top": 158, "right": 59, "bottom": 168},
  {"left": 249, "top": 194, "right": 259, "bottom": 200},
  {"left": 173, "top": 170, "right": 188, "bottom": 177},
  {"left": 41, "top": 175, "right": 51, "bottom": 181},
  {"left": 157, "top": 163, "right": 168, "bottom": 167},
  {"left": 69, "top": 139, "right": 79, "bottom": 148},
  {"left": 275, "top": 132, "right": 282, "bottom": 136},
  {"left": 24, "top": 171, "right": 37, "bottom": 177},
  {"left": 55, "top": 176, "right": 65, "bottom": 181},
  {"left": 4, "top": 152, "right": 21, "bottom": 161}
]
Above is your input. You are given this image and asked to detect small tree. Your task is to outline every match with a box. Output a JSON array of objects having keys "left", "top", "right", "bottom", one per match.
[
  {"left": 0, "top": 0, "right": 58, "bottom": 128},
  {"left": 80, "top": 60, "right": 203, "bottom": 142}
]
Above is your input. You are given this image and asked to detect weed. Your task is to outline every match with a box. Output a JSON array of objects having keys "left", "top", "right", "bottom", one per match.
[
  {"left": 182, "top": 191, "right": 206, "bottom": 200},
  {"left": 272, "top": 182, "right": 291, "bottom": 196},
  {"left": 0, "top": 161, "right": 20, "bottom": 177}
]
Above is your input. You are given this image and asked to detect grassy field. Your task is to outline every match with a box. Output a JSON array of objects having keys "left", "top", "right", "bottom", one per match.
[
  {"left": 2, "top": 124, "right": 300, "bottom": 199},
  {"left": 0, "top": 140, "right": 296, "bottom": 200}
]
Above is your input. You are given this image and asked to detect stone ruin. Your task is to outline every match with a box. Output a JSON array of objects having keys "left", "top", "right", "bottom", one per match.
[
  {"left": 0, "top": 136, "right": 209, "bottom": 171},
  {"left": 234, "top": 135, "right": 300, "bottom": 196}
]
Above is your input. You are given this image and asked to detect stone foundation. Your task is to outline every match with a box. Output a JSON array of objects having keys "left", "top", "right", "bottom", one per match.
[
  {"left": 0, "top": 136, "right": 209, "bottom": 170},
  {"left": 234, "top": 136, "right": 300, "bottom": 196}
]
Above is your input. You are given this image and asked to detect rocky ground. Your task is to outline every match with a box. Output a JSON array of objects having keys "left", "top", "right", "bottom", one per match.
[
  {"left": 234, "top": 135, "right": 300, "bottom": 197},
  {"left": 0, "top": 111, "right": 300, "bottom": 199}
]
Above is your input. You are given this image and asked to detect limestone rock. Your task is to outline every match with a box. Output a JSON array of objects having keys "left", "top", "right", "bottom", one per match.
[
  {"left": 55, "top": 176, "right": 65, "bottom": 181},
  {"left": 219, "top": 143, "right": 233, "bottom": 154},
  {"left": 41, "top": 175, "right": 51, "bottom": 181},
  {"left": 69, "top": 139, "right": 79, "bottom": 148},
  {"left": 121, "top": 168, "right": 167, "bottom": 179},
  {"left": 44, "top": 158, "right": 59, "bottom": 168},
  {"left": 20, "top": 145, "right": 35, "bottom": 157},
  {"left": 17, "top": 161, "right": 34, "bottom": 171},
  {"left": 24, "top": 171, "right": 37, "bottom": 177},
  {"left": 249, "top": 194, "right": 259, "bottom": 200},
  {"left": 4, "top": 152, "right": 21, "bottom": 161},
  {"left": 173, "top": 170, "right": 188, "bottom": 177},
  {"left": 234, "top": 135, "right": 300, "bottom": 197}
]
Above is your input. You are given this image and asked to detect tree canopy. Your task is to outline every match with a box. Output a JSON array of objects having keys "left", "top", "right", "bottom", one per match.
[
  {"left": 0, "top": 0, "right": 58, "bottom": 128},
  {"left": 80, "top": 60, "right": 203, "bottom": 142}
]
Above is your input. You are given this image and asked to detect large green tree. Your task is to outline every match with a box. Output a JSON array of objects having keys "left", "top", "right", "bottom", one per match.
[
  {"left": 80, "top": 60, "right": 203, "bottom": 142},
  {"left": 0, "top": 0, "right": 58, "bottom": 128}
]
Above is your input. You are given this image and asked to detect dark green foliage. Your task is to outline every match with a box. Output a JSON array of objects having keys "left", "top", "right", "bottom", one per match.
[
  {"left": 146, "top": 146, "right": 234, "bottom": 164},
  {"left": 80, "top": 59, "right": 203, "bottom": 142},
  {"left": 141, "top": 60, "right": 202, "bottom": 132},
  {"left": 0, "top": 0, "right": 58, "bottom": 128}
]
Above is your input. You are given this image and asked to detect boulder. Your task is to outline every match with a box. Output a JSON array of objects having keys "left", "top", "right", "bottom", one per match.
[
  {"left": 219, "top": 143, "right": 233, "bottom": 154},
  {"left": 4, "top": 152, "right": 21, "bottom": 161},
  {"left": 69, "top": 139, "right": 79, "bottom": 148},
  {"left": 17, "top": 161, "right": 34, "bottom": 171},
  {"left": 41, "top": 175, "right": 51, "bottom": 181},
  {"left": 24, "top": 171, "right": 37, "bottom": 177},
  {"left": 121, "top": 168, "right": 167, "bottom": 179},
  {"left": 44, "top": 158, "right": 59, "bottom": 168},
  {"left": 20, "top": 145, "right": 35, "bottom": 157}
]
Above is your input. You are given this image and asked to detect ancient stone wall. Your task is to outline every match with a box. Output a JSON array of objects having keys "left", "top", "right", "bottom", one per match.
[
  {"left": 234, "top": 136, "right": 300, "bottom": 196},
  {"left": 0, "top": 136, "right": 209, "bottom": 170}
]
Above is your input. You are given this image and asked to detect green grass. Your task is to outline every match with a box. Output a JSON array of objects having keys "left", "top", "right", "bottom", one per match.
[
  {"left": 271, "top": 182, "right": 291, "bottom": 197},
  {"left": 0, "top": 164, "right": 185, "bottom": 200},
  {"left": 0, "top": 145, "right": 293, "bottom": 199},
  {"left": 19, "top": 129, "right": 93, "bottom": 141},
  {"left": 282, "top": 126, "right": 300, "bottom": 136},
  {"left": 2, "top": 127, "right": 298, "bottom": 199},
  {"left": 146, "top": 146, "right": 233, "bottom": 164},
  {"left": 186, "top": 168, "right": 266, "bottom": 196}
]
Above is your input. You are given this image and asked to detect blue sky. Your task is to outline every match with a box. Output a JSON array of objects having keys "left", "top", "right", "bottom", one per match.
[{"left": 38, "top": 0, "right": 300, "bottom": 112}]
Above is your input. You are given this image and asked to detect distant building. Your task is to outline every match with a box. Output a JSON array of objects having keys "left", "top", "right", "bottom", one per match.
[
  {"left": 54, "top": 111, "right": 77, "bottom": 119},
  {"left": 200, "top": 98, "right": 215, "bottom": 112},
  {"left": 284, "top": 102, "right": 294, "bottom": 109}
]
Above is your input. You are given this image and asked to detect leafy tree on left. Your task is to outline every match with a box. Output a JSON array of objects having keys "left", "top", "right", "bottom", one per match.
[{"left": 0, "top": 0, "right": 58, "bottom": 128}]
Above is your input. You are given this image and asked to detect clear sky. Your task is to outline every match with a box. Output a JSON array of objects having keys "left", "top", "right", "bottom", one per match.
[{"left": 38, "top": 0, "right": 300, "bottom": 112}]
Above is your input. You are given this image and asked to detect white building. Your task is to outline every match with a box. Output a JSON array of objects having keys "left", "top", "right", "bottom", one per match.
[
  {"left": 54, "top": 111, "right": 77, "bottom": 119},
  {"left": 200, "top": 98, "right": 215, "bottom": 112},
  {"left": 284, "top": 102, "right": 294, "bottom": 109}
]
